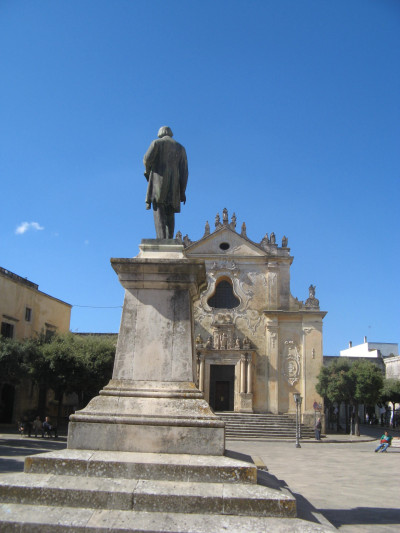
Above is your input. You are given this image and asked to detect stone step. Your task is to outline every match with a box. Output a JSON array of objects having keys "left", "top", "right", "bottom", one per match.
[
  {"left": 24, "top": 450, "right": 257, "bottom": 484},
  {"left": 0, "top": 473, "right": 137, "bottom": 511},
  {"left": 218, "top": 413, "right": 316, "bottom": 440},
  {"left": 0, "top": 473, "right": 296, "bottom": 517},
  {"left": 0, "top": 503, "right": 335, "bottom": 532}
]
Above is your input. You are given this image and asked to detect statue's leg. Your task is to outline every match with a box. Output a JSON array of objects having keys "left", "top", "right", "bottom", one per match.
[
  {"left": 166, "top": 208, "right": 175, "bottom": 239},
  {"left": 152, "top": 204, "right": 167, "bottom": 239}
]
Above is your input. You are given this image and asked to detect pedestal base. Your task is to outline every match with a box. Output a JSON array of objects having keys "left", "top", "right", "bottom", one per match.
[{"left": 68, "top": 380, "right": 225, "bottom": 455}]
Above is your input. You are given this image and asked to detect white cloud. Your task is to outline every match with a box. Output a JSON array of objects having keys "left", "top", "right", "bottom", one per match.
[{"left": 15, "top": 222, "right": 44, "bottom": 235}]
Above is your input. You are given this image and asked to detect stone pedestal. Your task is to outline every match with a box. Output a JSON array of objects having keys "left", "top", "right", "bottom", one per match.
[{"left": 68, "top": 242, "right": 225, "bottom": 455}]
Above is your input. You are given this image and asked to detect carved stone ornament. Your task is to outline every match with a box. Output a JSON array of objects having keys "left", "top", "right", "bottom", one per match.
[
  {"left": 283, "top": 340, "right": 301, "bottom": 386},
  {"left": 241, "top": 222, "right": 247, "bottom": 237},
  {"left": 305, "top": 284, "right": 320, "bottom": 309}
]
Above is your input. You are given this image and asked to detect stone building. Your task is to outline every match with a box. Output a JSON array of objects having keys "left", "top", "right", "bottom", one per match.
[
  {"left": 0, "top": 266, "right": 71, "bottom": 341},
  {"left": 0, "top": 266, "right": 71, "bottom": 423},
  {"left": 177, "top": 209, "right": 326, "bottom": 427}
]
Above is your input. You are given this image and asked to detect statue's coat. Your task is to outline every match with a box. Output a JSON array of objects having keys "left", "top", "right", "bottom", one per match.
[{"left": 143, "top": 136, "right": 188, "bottom": 213}]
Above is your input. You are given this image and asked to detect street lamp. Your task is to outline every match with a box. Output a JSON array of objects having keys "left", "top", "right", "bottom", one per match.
[{"left": 293, "top": 393, "right": 303, "bottom": 448}]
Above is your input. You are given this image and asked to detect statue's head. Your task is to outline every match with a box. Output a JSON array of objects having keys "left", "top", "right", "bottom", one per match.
[{"left": 158, "top": 126, "right": 173, "bottom": 138}]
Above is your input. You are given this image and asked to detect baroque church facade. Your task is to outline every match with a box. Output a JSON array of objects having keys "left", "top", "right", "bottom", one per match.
[{"left": 176, "top": 209, "right": 326, "bottom": 427}]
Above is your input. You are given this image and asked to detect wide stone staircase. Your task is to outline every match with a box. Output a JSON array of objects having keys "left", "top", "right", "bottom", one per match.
[
  {"left": 219, "top": 412, "right": 315, "bottom": 440},
  {"left": 0, "top": 449, "right": 334, "bottom": 531}
]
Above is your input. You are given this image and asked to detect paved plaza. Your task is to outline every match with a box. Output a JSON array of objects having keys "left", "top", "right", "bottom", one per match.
[
  {"left": 228, "top": 425, "right": 400, "bottom": 533},
  {"left": 0, "top": 424, "right": 399, "bottom": 532}
]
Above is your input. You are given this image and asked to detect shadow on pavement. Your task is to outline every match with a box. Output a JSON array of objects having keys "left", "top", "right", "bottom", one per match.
[
  {"left": 0, "top": 436, "right": 67, "bottom": 473},
  {"left": 226, "top": 448, "right": 334, "bottom": 528},
  {"left": 320, "top": 507, "right": 400, "bottom": 528}
]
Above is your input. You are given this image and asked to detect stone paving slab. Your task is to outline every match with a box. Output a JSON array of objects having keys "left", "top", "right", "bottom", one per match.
[
  {"left": 25, "top": 449, "right": 257, "bottom": 483},
  {"left": 0, "top": 503, "right": 335, "bottom": 532}
]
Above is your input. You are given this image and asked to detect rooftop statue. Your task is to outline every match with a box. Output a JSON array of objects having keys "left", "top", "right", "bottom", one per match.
[{"left": 143, "top": 126, "right": 188, "bottom": 239}]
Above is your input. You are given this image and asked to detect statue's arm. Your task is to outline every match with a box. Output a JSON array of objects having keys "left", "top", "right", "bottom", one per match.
[
  {"left": 143, "top": 140, "right": 158, "bottom": 180},
  {"left": 179, "top": 147, "right": 189, "bottom": 203}
]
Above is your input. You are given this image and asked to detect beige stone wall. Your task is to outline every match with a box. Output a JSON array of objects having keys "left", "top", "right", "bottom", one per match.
[{"left": 0, "top": 270, "right": 71, "bottom": 340}]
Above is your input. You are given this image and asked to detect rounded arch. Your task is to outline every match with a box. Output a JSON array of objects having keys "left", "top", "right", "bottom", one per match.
[{"left": 207, "top": 277, "right": 240, "bottom": 309}]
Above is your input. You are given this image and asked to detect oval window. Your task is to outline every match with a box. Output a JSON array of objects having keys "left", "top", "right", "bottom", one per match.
[{"left": 219, "top": 242, "right": 230, "bottom": 251}]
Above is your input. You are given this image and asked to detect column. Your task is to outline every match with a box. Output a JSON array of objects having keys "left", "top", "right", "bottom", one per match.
[
  {"left": 198, "top": 354, "right": 205, "bottom": 392},
  {"left": 240, "top": 354, "right": 247, "bottom": 393},
  {"left": 246, "top": 354, "right": 253, "bottom": 394}
]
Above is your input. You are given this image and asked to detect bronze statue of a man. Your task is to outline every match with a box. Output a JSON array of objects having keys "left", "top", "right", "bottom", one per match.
[{"left": 143, "top": 126, "right": 188, "bottom": 239}]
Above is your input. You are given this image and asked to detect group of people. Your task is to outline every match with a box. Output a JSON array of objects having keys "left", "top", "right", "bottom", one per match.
[{"left": 18, "top": 416, "right": 57, "bottom": 438}]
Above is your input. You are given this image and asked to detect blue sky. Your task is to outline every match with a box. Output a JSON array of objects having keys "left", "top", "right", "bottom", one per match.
[{"left": 0, "top": 1, "right": 399, "bottom": 355}]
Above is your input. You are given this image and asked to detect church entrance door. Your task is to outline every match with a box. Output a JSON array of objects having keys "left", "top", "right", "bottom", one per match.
[{"left": 209, "top": 364, "right": 235, "bottom": 411}]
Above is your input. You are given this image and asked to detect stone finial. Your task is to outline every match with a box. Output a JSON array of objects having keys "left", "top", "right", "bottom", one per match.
[
  {"left": 261, "top": 233, "right": 269, "bottom": 246},
  {"left": 215, "top": 213, "right": 221, "bottom": 228},
  {"left": 183, "top": 234, "right": 192, "bottom": 247},
  {"left": 175, "top": 231, "right": 183, "bottom": 244},
  {"left": 270, "top": 232, "right": 276, "bottom": 244},
  {"left": 204, "top": 221, "right": 210, "bottom": 237},
  {"left": 230, "top": 212, "right": 237, "bottom": 230},
  {"left": 222, "top": 208, "right": 229, "bottom": 225},
  {"left": 282, "top": 235, "right": 288, "bottom": 247},
  {"left": 241, "top": 222, "right": 247, "bottom": 237}
]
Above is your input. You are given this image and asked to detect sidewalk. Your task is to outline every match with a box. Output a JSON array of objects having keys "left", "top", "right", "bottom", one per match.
[{"left": 322, "top": 423, "right": 400, "bottom": 443}]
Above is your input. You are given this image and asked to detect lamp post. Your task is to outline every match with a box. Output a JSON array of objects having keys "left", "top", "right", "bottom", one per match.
[{"left": 293, "top": 393, "right": 303, "bottom": 448}]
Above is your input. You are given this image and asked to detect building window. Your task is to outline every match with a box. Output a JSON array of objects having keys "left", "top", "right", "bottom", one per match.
[
  {"left": 1, "top": 322, "right": 14, "bottom": 338},
  {"left": 208, "top": 279, "right": 240, "bottom": 309},
  {"left": 45, "top": 329, "right": 56, "bottom": 342},
  {"left": 25, "top": 307, "right": 32, "bottom": 322}
]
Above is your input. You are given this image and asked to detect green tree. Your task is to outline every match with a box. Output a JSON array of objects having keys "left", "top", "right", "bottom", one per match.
[
  {"left": 74, "top": 334, "right": 116, "bottom": 408},
  {"left": 317, "top": 359, "right": 384, "bottom": 436},
  {"left": 26, "top": 333, "right": 116, "bottom": 425},
  {"left": 380, "top": 378, "right": 400, "bottom": 427},
  {"left": 316, "top": 359, "right": 351, "bottom": 432},
  {"left": 348, "top": 360, "right": 384, "bottom": 435}
]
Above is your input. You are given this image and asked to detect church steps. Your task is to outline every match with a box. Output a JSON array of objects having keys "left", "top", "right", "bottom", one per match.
[{"left": 218, "top": 413, "right": 315, "bottom": 439}]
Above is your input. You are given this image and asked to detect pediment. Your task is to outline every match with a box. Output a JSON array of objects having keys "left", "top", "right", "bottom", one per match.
[{"left": 184, "top": 226, "right": 267, "bottom": 258}]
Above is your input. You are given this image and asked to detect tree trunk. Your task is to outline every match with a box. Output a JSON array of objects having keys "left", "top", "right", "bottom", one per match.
[
  {"left": 354, "top": 402, "right": 360, "bottom": 436},
  {"left": 345, "top": 402, "right": 349, "bottom": 434},
  {"left": 56, "top": 390, "right": 64, "bottom": 428},
  {"left": 336, "top": 403, "right": 341, "bottom": 433}
]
